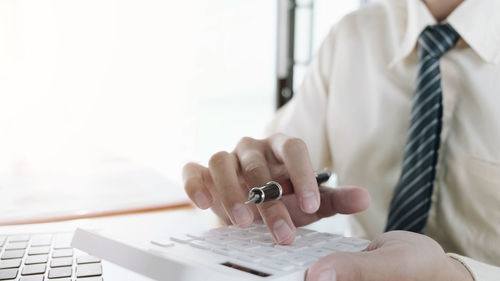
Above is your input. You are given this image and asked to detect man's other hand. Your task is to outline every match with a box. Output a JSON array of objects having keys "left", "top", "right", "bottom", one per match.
[{"left": 306, "top": 231, "right": 473, "bottom": 281}]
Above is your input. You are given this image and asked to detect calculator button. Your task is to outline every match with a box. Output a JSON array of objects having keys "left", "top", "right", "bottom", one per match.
[
  {"left": 150, "top": 239, "right": 175, "bottom": 248},
  {"left": 340, "top": 237, "right": 370, "bottom": 247},
  {"left": 249, "top": 227, "right": 271, "bottom": 235},
  {"left": 294, "top": 228, "right": 316, "bottom": 237},
  {"left": 259, "top": 259, "right": 295, "bottom": 271},
  {"left": 322, "top": 242, "right": 354, "bottom": 252},
  {"left": 204, "top": 235, "right": 229, "bottom": 245},
  {"left": 188, "top": 241, "right": 213, "bottom": 250},
  {"left": 281, "top": 253, "right": 317, "bottom": 266},
  {"left": 301, "top": 247, "right": 335, "bottom": 258},
  {"left": 187, "top": 231, "right": 212, "bottom": 240},
  {"left": 251, "top": 247, "right": 287, "bottom": 258},
  {"left": 169, "top": 235, "right": 193, "bottom": 244},
  {"left": 275, "top": 241, "right": 309, "bottom": 252},
  {"left": 230, "top": 232, "right": 259, "bottom": 240},
  {"left": 227, "top": 240, "right": 260, "bottom": 251},
  {"left": 236, "top": 252, "right": 264, "bottom": 263},
  {"left": 250, "top": 236, "right": 275, "bottom": 247},
  {"left": 211, "top": 246, "right": 238, "bottom": 257}
]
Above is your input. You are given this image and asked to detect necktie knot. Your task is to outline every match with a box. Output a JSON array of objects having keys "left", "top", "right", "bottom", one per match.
[{"left": 418, "top": 24, "right": 460, "bottom": 58}]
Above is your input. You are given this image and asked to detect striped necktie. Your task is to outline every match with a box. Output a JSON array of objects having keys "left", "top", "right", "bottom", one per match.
[{"left": 386, "top": 24, "right": 460, "bottom": 233}]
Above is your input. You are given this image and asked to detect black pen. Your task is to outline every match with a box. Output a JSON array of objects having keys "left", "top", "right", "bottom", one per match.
[{"left": 245, "top": 168, "right": 332, "bottom": 205}]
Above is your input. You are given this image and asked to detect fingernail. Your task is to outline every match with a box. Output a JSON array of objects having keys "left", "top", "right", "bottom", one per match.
[
  {"left": 302, "top": 192, "right": 319, "bottom": 213},
  {"left": 194, "top": 191, "right": 211, "bottom": 209},
  {"left": 318, "top": 269, "right": 336, "bottom": 281},
  {"left": 273, "top": 219, "right": 293, "bottom": 243},
  {"left": 232, "top": 204, "right": 252, "bottom": 226}
]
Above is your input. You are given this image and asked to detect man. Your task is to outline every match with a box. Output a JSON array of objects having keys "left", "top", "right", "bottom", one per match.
[{"left": 183, "top": 0, "right": 500, "bottom": 280}]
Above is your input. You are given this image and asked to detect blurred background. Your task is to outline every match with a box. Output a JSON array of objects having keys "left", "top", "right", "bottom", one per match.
[{"left": 0, "top": 0, "right": 367, "bottom": 223}]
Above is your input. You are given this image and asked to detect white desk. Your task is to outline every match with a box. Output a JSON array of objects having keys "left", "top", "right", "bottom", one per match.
[{"left": 0, "top": 207, "right": 220, "bottom": 281}]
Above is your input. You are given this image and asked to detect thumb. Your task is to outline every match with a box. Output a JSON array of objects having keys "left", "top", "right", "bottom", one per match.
[
  {"left": 282, "top": 186, "right": 371, "bottom": 227},
  {"left": 306, "top": 251, "right": 385, "bottom": 281}
]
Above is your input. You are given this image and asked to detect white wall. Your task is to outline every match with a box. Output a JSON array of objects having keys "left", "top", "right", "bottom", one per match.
[
  {"left": 0, "top": 0, "right": 275, "bottom": 184},
  {"left": 0, "top": 0, "right": 361, "bottom": 186}
]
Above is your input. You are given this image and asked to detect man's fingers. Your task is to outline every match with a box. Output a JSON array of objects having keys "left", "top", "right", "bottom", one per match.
[
  {"left": 319, "top": 186, "right": 371, "bottom": 215},
  {"left": 208, "top": 151, "right": 254, "bottom": 227},
  {"left": 281, "top": 186, "right": 370, "bottom": 226},
  {"left": 183, "top": 162, "right": 214, "bottom": 209},
  {"left": 235, "top": 139, "right": 296, "bottom": 244},
  {"left": 268, "top": 134, "right": 320, "bottom": 214}
]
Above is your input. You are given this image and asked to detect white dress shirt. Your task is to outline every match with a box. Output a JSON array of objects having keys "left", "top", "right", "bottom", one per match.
[{"left": 267, "top": 0, "right": 500, "bottom": 279}]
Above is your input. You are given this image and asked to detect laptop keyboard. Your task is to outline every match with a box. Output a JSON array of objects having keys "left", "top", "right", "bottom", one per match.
[
  {"left": 0, "top": 233, "right": 103, "bottom": 281},
  {"left": 156, "top": 222, "right": 370, "bottom": 274}
]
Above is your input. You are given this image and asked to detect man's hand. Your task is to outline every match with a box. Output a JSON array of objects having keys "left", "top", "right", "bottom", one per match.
[
  {"left": 182, "top": 133, "right": 370, "bottom": 244},
  {"left": 306, "top": 231, "right": 473, "bottom": 281}
]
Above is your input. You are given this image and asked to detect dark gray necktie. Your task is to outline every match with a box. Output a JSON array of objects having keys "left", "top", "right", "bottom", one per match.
[{"left": 386, "top": 24, "right": 460, "bottom": 233}]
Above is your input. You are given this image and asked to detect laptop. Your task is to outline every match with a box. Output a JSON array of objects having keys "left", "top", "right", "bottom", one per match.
[
  {"left": 71, "top": 221, "right": 370, "bottom": 281},
  {"left": 0, "top": 221, "right": 153, "bottom": 281}
]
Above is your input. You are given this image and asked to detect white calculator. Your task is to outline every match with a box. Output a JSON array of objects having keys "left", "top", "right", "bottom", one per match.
[{"left": 71, "top": 222, "right": 370, "bottom": 281}]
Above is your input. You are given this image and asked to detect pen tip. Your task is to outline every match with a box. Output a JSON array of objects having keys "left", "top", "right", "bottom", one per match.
[{"left": 245, "top": 195, "right": 258, "bottom": 205}]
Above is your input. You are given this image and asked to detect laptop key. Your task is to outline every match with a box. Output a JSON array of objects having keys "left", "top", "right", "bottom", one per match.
[
  {"left": 21, "top": 264, "right": 46, "bottom": 276},
  {"left": 51, "top": 258, "right": 73, "bottom": 268},
  {"left": 48, "top": 267, "right": 72, "bottom": 279},
  {"left": 76, "top": 263, "right": 102, "bottom": 278},
  {"left": 19, "top": 275, "right": 44, "bottom": 281},
  {"left": 1, "top": 250, "right": 25, "bottom": 260},
  {"left": 28, "top": 246, "right": 50, "bottom": 256},
  {"left": 8, "top": 235, "right": 30, "bottom": 242},
  {"left": 5, "top": 242, "right": 28, "bottom": 250},
  {"left": 0, "top": 237, "right": 6, "bottom": 247},
  {"left": 76, "top": 256, "right": 100, "bottom": 265},
  {"left": 24, "top": 255, "right": 48, "bottom": 265},
  {"left": 0, "top": 268, "right": 18, "bottom": 280},
  {"left": 52, "top": 249, "right": 73, "bottom": 258},
  {"left": 0, "top": 260, "right": 21, "bottom": 269},
  {"left": 53, "top": 234, "right": 72, "bottom": 250},
  {"left": 30, "top": 235, "right": 52, "bottom": 247}
]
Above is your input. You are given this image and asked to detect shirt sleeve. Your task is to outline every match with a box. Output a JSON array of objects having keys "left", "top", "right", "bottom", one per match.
[
  {"left": 265, "top": 25, "right": 339, "bottom": 169},
  {"left": 448, "top": 253, "right": 500, "bottom": 281}
]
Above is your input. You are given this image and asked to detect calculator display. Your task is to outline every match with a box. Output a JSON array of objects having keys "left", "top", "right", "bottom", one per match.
[{"left": 221, "top": 262, "right": 271, "bottom": 277}]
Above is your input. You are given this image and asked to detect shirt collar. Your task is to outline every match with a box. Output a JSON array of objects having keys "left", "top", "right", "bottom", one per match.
[{"left": 390, "top": 0, "right": 500, "bottom": 68}]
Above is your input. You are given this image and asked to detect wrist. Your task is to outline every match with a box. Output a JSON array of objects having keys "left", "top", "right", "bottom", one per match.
[{"left": 446, "top": 255, "right": 474, "bottom": 281}]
